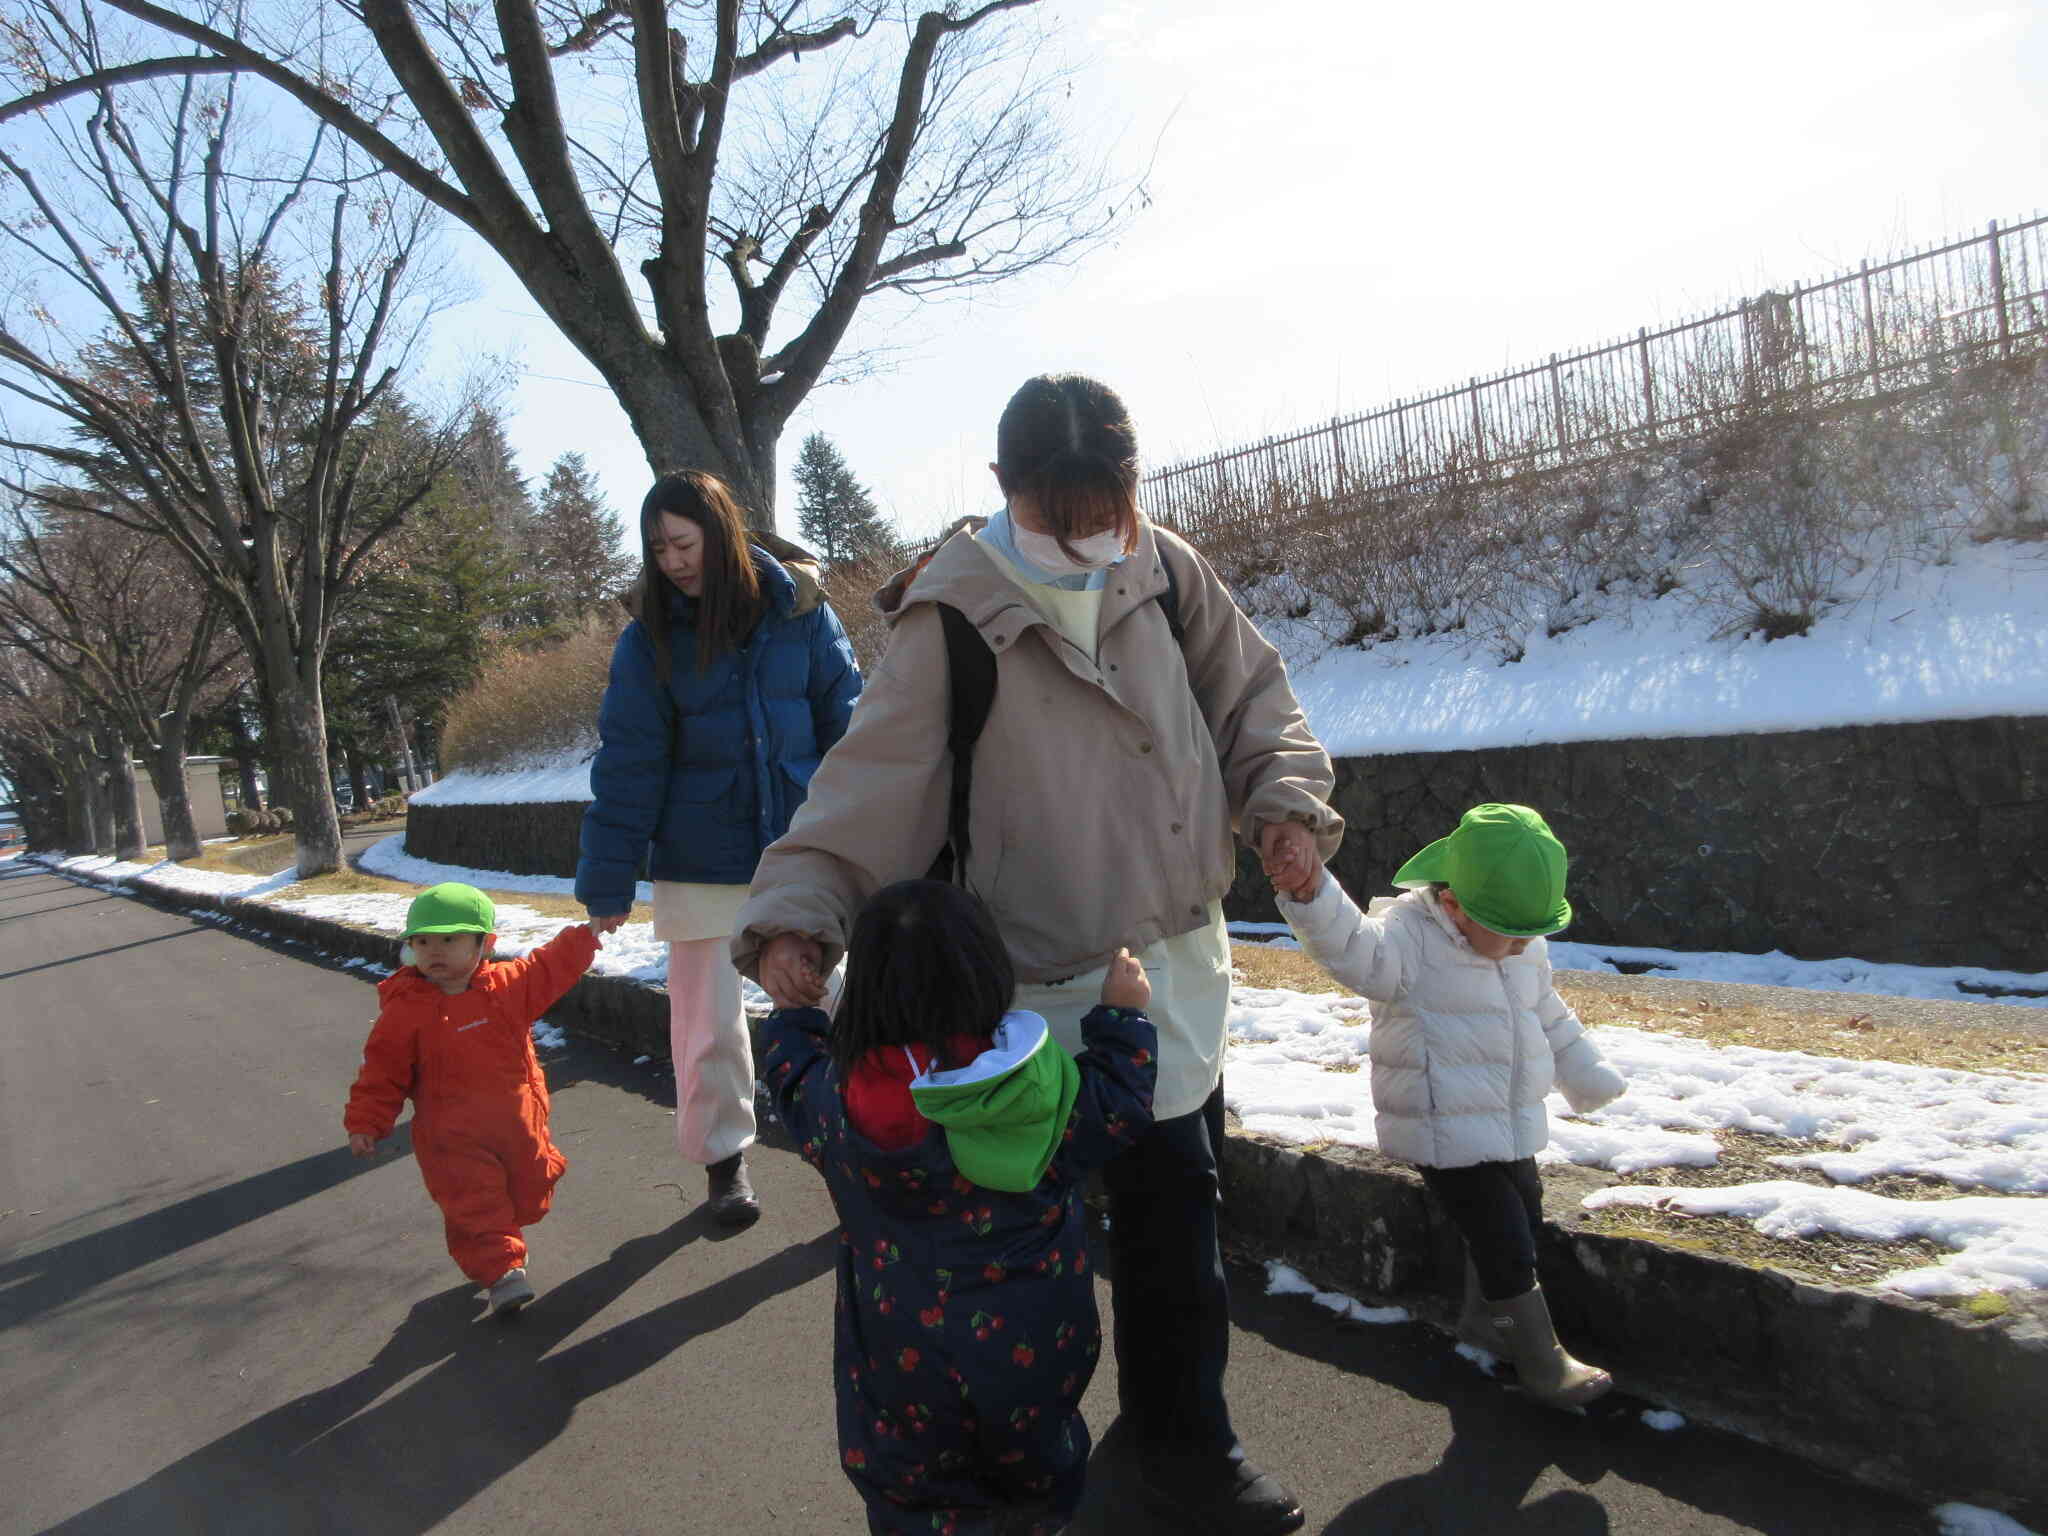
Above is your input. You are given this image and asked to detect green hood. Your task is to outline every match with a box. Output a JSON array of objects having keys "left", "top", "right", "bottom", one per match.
[{"left": 908, "top": 1010, "right": 1080, "bottom": 1193}]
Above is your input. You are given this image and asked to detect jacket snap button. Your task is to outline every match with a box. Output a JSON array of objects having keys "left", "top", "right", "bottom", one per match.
[
  {"left": 1139, "top": 742, "right": 1153, "bottom": 754},
  {"left": 1171, "top": 822, "right": 1184, "bottom": 834},
  {"left": 1189, "top": 905, "right": 1203, "bottom": 917}
]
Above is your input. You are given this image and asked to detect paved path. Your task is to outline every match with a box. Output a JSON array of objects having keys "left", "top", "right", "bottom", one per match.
[{"left": 0, "top": 856, "right": 1938, "bottom": 1535}]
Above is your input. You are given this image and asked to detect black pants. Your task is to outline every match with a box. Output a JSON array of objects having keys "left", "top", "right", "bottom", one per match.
[
  {"left": 1100, "top": 1083, "right": 1236, "bottom": 1466},
  {"left": 1419, "top": 1156, "right": 1545, "bottom": 1301}
]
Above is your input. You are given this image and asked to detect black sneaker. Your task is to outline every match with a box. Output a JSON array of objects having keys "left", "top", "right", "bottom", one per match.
[
  {"left": 1138, "top": 1453, "right": 1305, "bottom": 1536},
  {"left": 706, "top": 1153, "right": 761, "bottom": 1229}
]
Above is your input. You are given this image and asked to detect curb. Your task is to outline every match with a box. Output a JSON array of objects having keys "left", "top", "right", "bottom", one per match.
[{"left": 36, "top": 856, "right": 2048, "bottom": 1526}]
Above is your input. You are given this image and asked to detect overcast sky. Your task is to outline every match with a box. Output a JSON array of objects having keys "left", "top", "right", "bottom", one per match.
[{"left": 434, "top": 0, "right": 2048, "bottom": 546}]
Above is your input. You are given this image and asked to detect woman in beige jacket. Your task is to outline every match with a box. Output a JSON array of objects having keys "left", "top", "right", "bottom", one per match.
[{"left": 735, "top": 373, "right": 1340, "bottom": 1536}]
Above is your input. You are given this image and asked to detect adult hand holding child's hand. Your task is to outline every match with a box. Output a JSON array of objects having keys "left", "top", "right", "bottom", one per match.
[
  {"left": 1259, "top": 819, "right": 1320, "bottom": 899},
  {"left": 1101, "top": 946, "right": 1151, "bottom": 1011},
  {"left": 348, "top": 1132, "right": 378, "bottom": 1159},
  {"left": 760, "top": 932, "right": 828, "bottom": 1008},
  {"left": 1261, "top": 819, "right": 1323, "bottom": 902}
]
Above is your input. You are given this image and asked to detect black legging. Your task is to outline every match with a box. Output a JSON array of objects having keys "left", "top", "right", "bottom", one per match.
[
  {"left": 1100, "top": 1082, "right": 1237, "bottom": 1466},
  {"left": 1419, "top": 1156, "right": 1546, "bottom": 1300}
]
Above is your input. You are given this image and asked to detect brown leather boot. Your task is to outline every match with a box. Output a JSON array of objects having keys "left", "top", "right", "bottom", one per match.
[
  {"left": 705, "top": 1152, "right": 760, "bottom": 1229},
  {"left": 1490, "top": 1284, "right": 1612, "bottom": 1409}
]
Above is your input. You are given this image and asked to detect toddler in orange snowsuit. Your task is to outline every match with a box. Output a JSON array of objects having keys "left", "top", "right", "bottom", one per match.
[{"left": 345, "top": 882, "right": 600, "bottom": 1314}]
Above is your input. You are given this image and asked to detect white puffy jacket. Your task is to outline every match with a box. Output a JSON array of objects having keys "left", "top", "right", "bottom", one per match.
[{"left": 1277, "top": 880, "right": 1626, "bottom": 1169}]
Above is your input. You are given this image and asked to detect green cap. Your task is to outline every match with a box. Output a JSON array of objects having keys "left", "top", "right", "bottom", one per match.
[
  {"left": 1393, "top": 803, "right": 1572, "bottom": 938},
  {"left": 402, "top": 882, "right": 496, "bottom": 938},
  {"left": 909, "top": 1012, "right": 1081, "bottom": 1193}
]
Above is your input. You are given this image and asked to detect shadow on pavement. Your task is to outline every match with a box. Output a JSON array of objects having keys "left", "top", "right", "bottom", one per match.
[
  {"left": 42, "top": 1215, "right": 840, "bottom": 1534},
  {"left": 0, "top": 1141, "right": 408, "bottom": 1333},
  {"left": 1184, "top": 1254, "right": 1923, "bottom": 1536},
  {"left": 0, "top": 893, "right": 122, "bottom": 923},
  {"left": 0, "top": 923, "right": 204, "bottom": 982}
]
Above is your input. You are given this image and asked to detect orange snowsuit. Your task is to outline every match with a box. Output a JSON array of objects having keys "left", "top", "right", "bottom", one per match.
[{"left": 344, "top": 924, "right": 600, "bottom": 1286}]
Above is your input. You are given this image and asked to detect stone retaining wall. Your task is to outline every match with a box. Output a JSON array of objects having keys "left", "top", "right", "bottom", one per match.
[
  {"left": 1225, "top": 713, "right": 2048, "bottom": 974},
  {"left": 416, "top": 715, "right": 2048, "bottom": 974},
  {"left": 406, "top": 800, "right": 588, "bottom": 878}
]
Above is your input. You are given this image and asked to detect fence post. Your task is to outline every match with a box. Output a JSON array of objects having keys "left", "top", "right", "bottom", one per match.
[
  {"left": 1860, "top": 259, "right": 1880, "bottom": 386},
  {"left": 1549, "top": 354, "right": 1568, "bottom": 460},
  {"left": 1468, "top": 385, "right": 1487, "bottom": 469},
  {"left": 1988, "top": 220, "right": 2011, "bottom": 359},
  {"left": 1330, "top": 417, "right": 1346, "bottom": 498},
  {"left": 1638, "top": 327, "right": 1656, "bottom": 441}
]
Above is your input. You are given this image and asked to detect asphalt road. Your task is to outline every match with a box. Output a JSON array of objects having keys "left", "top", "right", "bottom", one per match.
[{"left": 0, "top": 854, "right": 1938, "bottom": 1536}]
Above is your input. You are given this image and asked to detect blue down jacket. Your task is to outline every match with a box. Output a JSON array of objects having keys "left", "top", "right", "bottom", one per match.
[{"left": 576, "top": 548, "right": 861, "bottom": 913}]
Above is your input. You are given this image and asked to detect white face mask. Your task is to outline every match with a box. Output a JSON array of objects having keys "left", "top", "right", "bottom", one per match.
[{"left": 1012, "top": 524, "right": 1127, "bottom": 576}]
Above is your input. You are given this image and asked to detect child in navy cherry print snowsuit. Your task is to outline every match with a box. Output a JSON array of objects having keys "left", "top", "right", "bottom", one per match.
[{"left": 760, "top": 880, "right": 1156, "bottom": 1536}]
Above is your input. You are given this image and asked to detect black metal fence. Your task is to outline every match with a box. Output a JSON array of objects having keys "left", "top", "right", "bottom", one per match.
[{"left": 1143, "top": 214, "right": 2048, "bottom": 535}]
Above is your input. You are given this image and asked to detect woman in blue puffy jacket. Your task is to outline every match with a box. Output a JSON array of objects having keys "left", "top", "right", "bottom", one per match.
[{"left": 577, "top": 470, "right": 862, "bottom": 1227}]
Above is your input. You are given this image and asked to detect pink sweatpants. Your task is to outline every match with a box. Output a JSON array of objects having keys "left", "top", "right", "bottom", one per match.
[{"left": 666, "top": 938, "right": 756, "bottom": 1165}]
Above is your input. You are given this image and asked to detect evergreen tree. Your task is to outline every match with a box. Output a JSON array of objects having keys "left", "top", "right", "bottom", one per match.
[
  {"left": 522, "top": 453, "right": 638, "bottom": 630},
  {"left": 793, "top": 434, "right": 898, "bottom": 566},
  {"left": 452, "top": 406, "right": 536, "bottom": 550}
]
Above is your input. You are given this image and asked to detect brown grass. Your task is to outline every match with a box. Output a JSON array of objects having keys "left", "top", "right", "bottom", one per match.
[
  {"left": 258, "top": 866, "right": 626, "bottom": 924},
  {"left": 1564, "top": 984, "right": 2048, "bottom": 1077}
]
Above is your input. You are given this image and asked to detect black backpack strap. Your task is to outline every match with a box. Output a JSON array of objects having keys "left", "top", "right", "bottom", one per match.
[
  {"left": 1156, "top": 546, "right": 1185, "bottom": 644},
  {"left": 930, "top": 602, "right": 996, "bottom": 885}
]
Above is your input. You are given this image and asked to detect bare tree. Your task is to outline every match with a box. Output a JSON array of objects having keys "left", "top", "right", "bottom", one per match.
[
  {"left": 0, "top": 499, "right": 243, "bottom": 858},
  {"left": 0, "top": 30, "right": 490, "bottom": 875},
  {"left": 0, "top": 643, "right": 100, "bottom": 854},
  {"left": 3, "top": 0, "right": 1138, "bottom": 520}
]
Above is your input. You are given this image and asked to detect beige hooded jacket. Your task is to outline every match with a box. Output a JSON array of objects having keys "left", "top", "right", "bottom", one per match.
[{"left": 731, "top": 519, "right": 1341, "bottom": 984}]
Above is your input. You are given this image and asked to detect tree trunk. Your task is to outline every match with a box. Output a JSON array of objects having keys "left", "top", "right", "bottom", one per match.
[
  {"left": 60, "top": 747, "right": 96, "bottom": 855},
  {"left": 107, "top": 742, "right": 147, "bottom": 861},
  {"left": 223, "top": 700, "right": 265, "bottom": 812},
  {"left": 266, "top": 665, "right": 342, "bottom": 878},
  {"left": 344, "top": 745, "right": 372, "bottom": 813},
  {"left": 83, "top": 740, "right": 115, "bottom": 855},
  {"left": 150, "top": 730, "right": 204, "bottom": 862}
]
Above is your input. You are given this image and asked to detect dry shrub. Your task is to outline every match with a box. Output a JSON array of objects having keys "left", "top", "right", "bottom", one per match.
[
  {"left": 820, "top": 548, "right": 901, "bottom": 675},
  {"left": 441, "top": 612, "right": 623, "bottom": 772}
]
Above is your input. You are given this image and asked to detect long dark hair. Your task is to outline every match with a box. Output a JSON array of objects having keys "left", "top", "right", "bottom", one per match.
[
  {"left": 636, "top": 471, "right": 764, "bottom": 677},
  {"left": 994, "top": 373, "right": 1142, "bottom": 561},
  {"left": 830, "top": 880, "right": 1016, "bottom": 1075}
]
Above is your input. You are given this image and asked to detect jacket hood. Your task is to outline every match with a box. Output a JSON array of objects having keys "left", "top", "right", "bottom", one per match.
[
  {"left": 908, "top": 1010, "right": 1080, "bottom": 1192},
  {"left": 873, "top": 516, "right": 1172, "bottom": 635},
  {"left": 623, "top": 540, "right": 829, "bottom": 625}
]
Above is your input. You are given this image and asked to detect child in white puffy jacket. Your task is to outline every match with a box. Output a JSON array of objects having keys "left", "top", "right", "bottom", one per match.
[{"left": 1268, "top": 802, "right": 1626, "bottom": 1409}]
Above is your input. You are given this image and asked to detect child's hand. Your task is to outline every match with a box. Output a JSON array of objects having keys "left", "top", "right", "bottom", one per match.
[
  {"left": 1259, "top": 820, "right": 1319, "bottom": 896},
  {"left": 1101, "top": 947, "right": 1151, "bottom": 1010},
  {"left": 348, "top": 1132, "right": 379, "bottom": 1159},
  {"left": 1271, "top": 855, "right": 1324, "bottom": 903},
  {"left": 588, "top": 912, "right": 628, "bottom": 936},
  {"left": 761, "top": 932, "right": 828, "bottom": 1008}
]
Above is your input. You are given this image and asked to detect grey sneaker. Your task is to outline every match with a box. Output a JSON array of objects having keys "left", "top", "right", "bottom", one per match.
[{"left": 488, "top": 1267, "right": 535, "bottom": 1316}]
